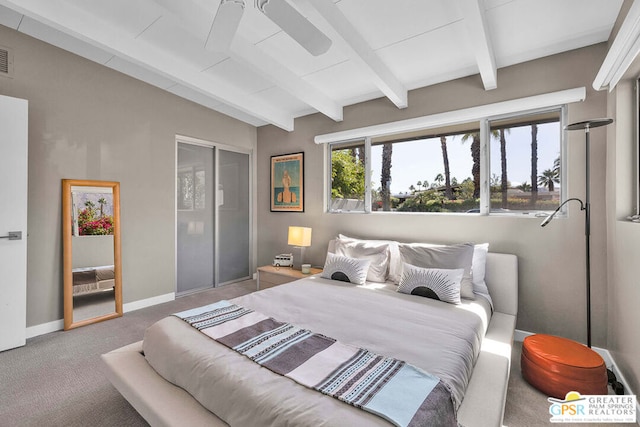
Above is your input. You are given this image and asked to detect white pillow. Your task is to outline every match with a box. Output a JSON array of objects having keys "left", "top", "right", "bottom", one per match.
[
  {"left": 398, "top": 242, "right": 475, "bottom": 300},
  {"left": 334, "top": 237, "right": 390, "bottom": 283},
  {"left": 321, "top": 253, "right": 370, "bottom": 285},
  {"left": 337, "top": 234, "right": 401, "bottom": 283},
  {"left": 397, "top": 263, "right": 463, "bottom": 305},
  {"left": 471, "top": 243, "right": 493, "bottom": 307}
]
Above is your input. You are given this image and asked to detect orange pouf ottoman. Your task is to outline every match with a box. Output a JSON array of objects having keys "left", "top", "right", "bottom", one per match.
[{"left": 521, "top": 334, "right": 608, "bottom": 399}]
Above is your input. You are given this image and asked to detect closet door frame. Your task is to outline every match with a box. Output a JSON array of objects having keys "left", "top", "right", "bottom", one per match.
[{"left": 175, "top": 135, "right": 253, "bottom": 291}]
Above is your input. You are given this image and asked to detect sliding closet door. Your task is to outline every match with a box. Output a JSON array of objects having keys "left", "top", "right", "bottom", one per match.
[
  {"left": 217, "top": 149, "right": 251, "bottom": 284},
  {"left": 176, "top": 143, "right": 215, "bottom": 295},
  {"left": 177, "top": 139, "right": 251, "bottom": 294}
]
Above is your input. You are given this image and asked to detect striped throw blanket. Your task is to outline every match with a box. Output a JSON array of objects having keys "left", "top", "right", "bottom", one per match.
[{"left": 174, "top": 301, "right": 457, "bottom": 427}]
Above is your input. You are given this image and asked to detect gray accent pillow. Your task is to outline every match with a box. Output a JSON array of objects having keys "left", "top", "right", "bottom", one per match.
[
  {"left": 398, "top": 242, "right": 475, "bottom": 300},
  {"left": 321, "top": 252, "right": 371, "bottom": 285},
  {"left": 337, "top": 234, "right": 401, "bottom": 282},
  {"left": 334, "top": 237, "right": 390, "bottom": 282},
  {"left": 397, "top": 263, "right": 463, "bottom": 304}
]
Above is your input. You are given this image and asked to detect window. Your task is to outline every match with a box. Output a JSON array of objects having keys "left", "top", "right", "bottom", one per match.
[
  {"left": 329, "top": 141, "right": 366, "bottom": 212},
  {"left": 489, "top": 110, "right": 562, "bottom": 213},
  {"left": 327, "top": 108, "right": 565, "bottom": 215},
  {"left": 177, "top": 166, "right": 206, "bottom": 210},
  {"left": 370, "top": 124, "right": 481, "bottom": 213}
]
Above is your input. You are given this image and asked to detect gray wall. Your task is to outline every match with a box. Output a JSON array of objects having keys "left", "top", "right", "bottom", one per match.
[
  {"left": 257, "top": 45, "right": 611, "bottom": 347},
  {"left": 0, "top": 25, "right": 256, "bottom": 327}
]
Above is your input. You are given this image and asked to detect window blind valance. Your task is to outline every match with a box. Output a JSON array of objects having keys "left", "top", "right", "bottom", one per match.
[{"left": 314, "top": 87, "right": 586, "bottom": 145}]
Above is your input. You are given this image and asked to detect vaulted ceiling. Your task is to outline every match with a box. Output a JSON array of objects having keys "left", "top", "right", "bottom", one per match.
[{"left": 0, "top": 0, "right": 625, "bottom": 131}]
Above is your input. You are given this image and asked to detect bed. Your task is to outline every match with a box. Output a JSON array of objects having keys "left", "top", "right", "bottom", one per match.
[
  {"left": 102, "top": 239, "right": 517, "bottom": 427},
  {"left": 72, "top": 265, "right": 115, "bottom": 296}
]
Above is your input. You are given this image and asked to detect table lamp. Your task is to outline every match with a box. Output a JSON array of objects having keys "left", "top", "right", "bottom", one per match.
[{"left": 288, "top": 226, "right": 312, "bottom": 270}]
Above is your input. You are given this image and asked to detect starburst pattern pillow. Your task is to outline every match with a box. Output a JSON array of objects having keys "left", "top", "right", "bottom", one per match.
[
  {"left": 398, "top": 242, "right": 475, "bottom": 300},
  {"left": 321, "top": 253, "right": 371, "bottom": 285},
  {"left": 397, "top": 263, "right": 464, "bottom": 304}
]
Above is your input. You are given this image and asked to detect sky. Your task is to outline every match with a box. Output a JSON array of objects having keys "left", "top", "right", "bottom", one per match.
[{"left": 370, "top": 122, "right": 560, "bottom": 194}]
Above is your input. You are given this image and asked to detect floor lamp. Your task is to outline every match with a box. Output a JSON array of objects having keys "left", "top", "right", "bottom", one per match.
[{"left": 540, "top": 118, "right": 613, "bottom": 349}]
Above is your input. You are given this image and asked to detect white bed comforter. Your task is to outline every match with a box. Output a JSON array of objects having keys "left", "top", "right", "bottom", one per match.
[{"left": 143, "top": 276, "right": 491, "bottom": 427}]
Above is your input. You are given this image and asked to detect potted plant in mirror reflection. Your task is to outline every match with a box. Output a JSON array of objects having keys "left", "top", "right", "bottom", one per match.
[{"left": 74, "top": 193, "right": 114, "bottom": 236}]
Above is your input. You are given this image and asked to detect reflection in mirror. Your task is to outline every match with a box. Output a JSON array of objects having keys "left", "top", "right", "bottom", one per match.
[{"left": 62, "top": 179, "right": 122, "bottom": 330}]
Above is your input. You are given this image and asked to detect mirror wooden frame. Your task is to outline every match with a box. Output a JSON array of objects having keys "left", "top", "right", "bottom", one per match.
[{"left": 62, "top": 179, "right": 122, "bottom": 330}]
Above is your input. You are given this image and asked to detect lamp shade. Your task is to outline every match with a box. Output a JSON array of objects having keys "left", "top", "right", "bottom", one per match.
[{"left": 288, "top": 226, "right": 312, "bottom": 247}]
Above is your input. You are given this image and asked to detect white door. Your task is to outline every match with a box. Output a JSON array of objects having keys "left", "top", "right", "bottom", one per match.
[{"left": 0, "top": 95, "right": 28, "bottom": 352}]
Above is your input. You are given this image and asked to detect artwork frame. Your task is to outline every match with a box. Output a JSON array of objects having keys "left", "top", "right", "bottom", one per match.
[{"left": 271, "top": 152, "right": 304, "bottom": 212}]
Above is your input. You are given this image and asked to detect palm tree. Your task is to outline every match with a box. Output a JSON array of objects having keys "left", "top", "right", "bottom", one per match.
[
  {"left": 409, "top": 184, "right": 415, "bottom": 193},
  {"left": 381, "top": 143, "right": 392, "bottom": 211},
  {"left": 517, "top": 181, "right": 531, "bottom": 192},
  {"left": 433, "top": 173, "right": 444, "bottom": 188},
  {"left": 530, "top": 124, "right": 539, "bottom": 208},
  {"left": 416, "top": 181, "right": 422, "bottom": 191},
  {"left": 98, "top": 197, "right": 107, "bottom": 217},
  {"left": 439, "top": 136, "right": 453, "bottom": 199},
  {"left": 538, "top": 169, "right": 559, "bottom": 192},
  {"left": 83, "top": 200, "right": 96, "bottom": 218},
  {"left": 349, "top": 147, "right": 365, "bottom": 165},
  {"left": 461, "top": 132, "right": 480, "bottom": 198},
  {"left": 499, "top": 129, "right": 509, "bottom": 208}
]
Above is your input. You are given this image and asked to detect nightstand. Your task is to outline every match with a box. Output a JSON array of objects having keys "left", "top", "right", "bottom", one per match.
[{"left": 256, "top": 265, "right": 322, "bottom": 290}]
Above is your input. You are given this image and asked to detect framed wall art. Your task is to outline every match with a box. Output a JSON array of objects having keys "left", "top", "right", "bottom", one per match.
[{"left": 271, "top": 152, "right": 304, "bottom": 212}]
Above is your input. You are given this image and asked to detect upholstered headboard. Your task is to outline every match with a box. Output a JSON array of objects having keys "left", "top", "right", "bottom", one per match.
[{"left": 484, "top": 253, "right": 518, "bottom": 316}]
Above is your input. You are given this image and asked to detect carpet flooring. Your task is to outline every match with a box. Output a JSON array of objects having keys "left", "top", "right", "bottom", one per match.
[{"left": 0, "top": 280, "right": 631, "bottom": 426}]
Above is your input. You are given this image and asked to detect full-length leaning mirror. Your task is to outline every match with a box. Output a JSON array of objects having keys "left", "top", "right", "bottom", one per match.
[{"left": 62, "top": 179, "right": 122, "bottom": 330}]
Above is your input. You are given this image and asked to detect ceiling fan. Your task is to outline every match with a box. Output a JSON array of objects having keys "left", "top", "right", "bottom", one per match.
[{"left": 206, "top": 0, "right": 332, "bottom": 56}]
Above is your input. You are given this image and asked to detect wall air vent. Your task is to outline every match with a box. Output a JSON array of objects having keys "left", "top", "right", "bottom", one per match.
[{"left": 0, "top": 46, "right": 14, "bottom": 78}]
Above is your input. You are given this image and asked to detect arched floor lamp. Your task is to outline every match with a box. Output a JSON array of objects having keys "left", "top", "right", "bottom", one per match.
[{"left": 540, "top": 118, "right": 613, "bottom": 349}]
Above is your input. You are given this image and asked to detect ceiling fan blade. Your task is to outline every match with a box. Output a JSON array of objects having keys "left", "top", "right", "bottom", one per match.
[
  {"left": 257, "top": 0, "right": 331, "bottom": 56},
  {"left": 206, "top": 0, "right": 245, "bottom": 52}
]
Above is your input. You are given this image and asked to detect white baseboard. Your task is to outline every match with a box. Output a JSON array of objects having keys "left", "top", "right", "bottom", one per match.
[
  {"left": 514, "top": 329, "right": 533, "bottom": 343},
  {"left": 123, "top": 292, "right": 175, "bottom": 313},
  {"left": 26, "top": 292, "right": 176, "bottom": 339},
  {"left": 515, "top": 329, "right": 639, "bottom": 422},
  {"left": 26, "top": 319, "right": 64, "bottom": 339}
]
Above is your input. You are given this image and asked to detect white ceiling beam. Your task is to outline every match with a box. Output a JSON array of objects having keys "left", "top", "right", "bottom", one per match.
[
  {"left": 230, "top": 36, "right": 343, "bottom": 122},
  {"left": 593, "top": 0, "right": 640, "bottom": 91},
  {"left": 457, "top": 0, "right": 497, "bottom": 90},
  {"left": 304, "top": 0, "right": 408, "bottom": 109},
  {"left": 0, "top": 0, "right": 294, "bottom": 130},
  {"left": 0, "top": 4, "right": 23, "bottom": 28}
]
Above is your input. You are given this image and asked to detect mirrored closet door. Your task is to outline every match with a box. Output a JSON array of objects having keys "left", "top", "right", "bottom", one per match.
[{"left": 176, "top": 139, "right": 251, "bottom": 295}]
